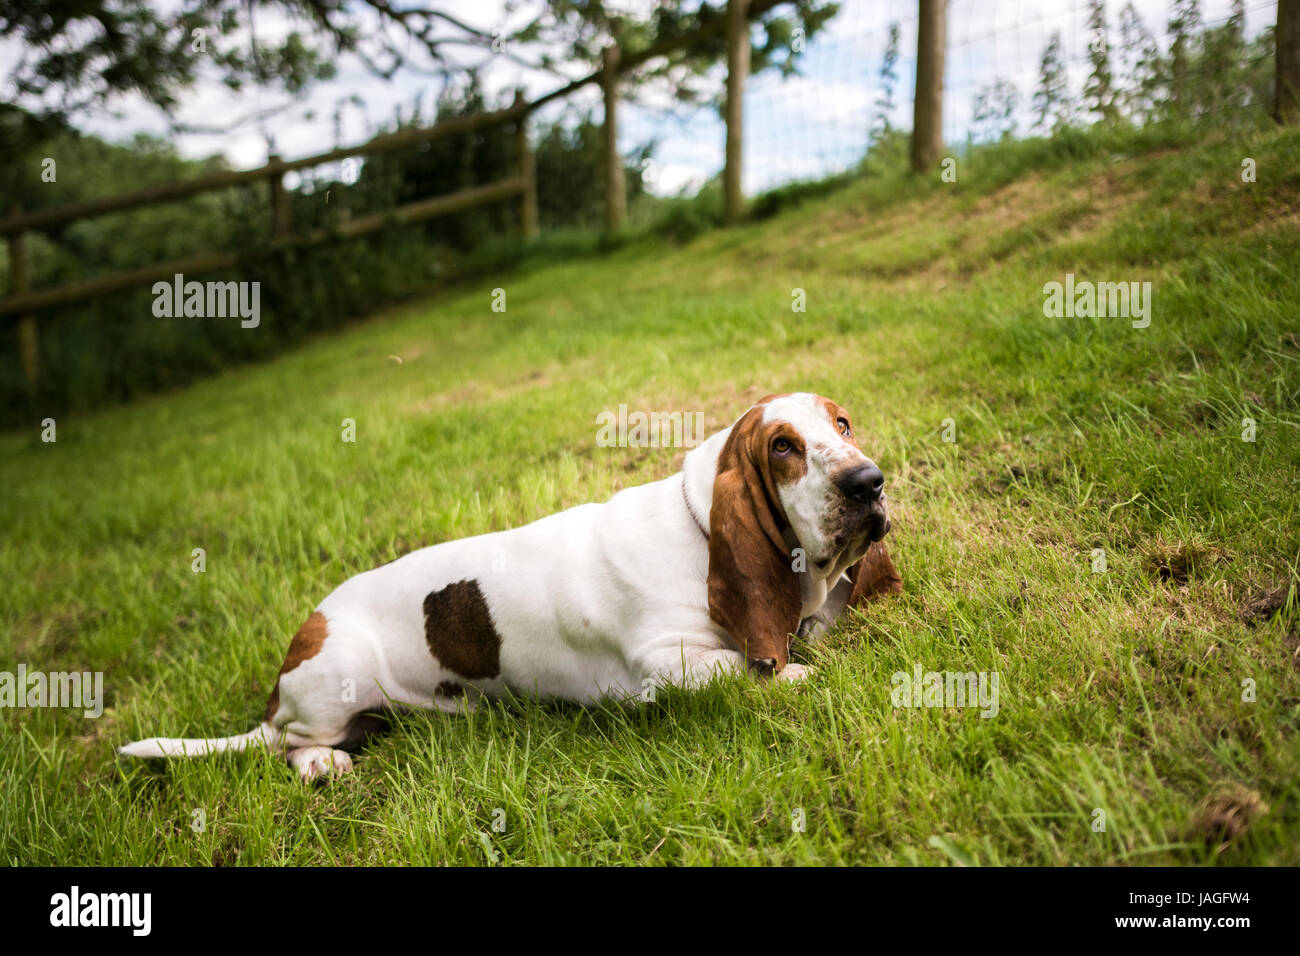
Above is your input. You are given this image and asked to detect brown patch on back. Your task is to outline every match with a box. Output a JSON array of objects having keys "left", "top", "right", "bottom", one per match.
[
  {"left": 265, "top": 610, "right": 329, "bottom": 721},
  {"left": 423, "top": 580, "right": 502, "bottom": 680}
]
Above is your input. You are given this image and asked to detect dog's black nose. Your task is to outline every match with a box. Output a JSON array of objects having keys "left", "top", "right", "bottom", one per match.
[{"left": 837, "top": 463, "right": 884, "bottom": 504}]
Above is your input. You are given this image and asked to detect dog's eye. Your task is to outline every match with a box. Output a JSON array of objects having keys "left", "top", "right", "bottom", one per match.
[
  {"left": 772, "top": 438, "right": 792, "bottom": 455},
  {"left": 837, "top": 418, "right": 852, "bottom": 437}
]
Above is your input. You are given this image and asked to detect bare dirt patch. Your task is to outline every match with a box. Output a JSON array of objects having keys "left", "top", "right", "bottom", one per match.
[
  {"left": 1143, "top": 540, "right": 1228, "bottom": 585},
  {"left": 1188, "top": 783, "right": 1268, "bottom": 850},
  {"left": 1241, "top": 585, "right": 1290, "bottom": 625}
]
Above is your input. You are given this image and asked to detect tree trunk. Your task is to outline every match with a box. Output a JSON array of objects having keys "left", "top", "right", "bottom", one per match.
[
  {"left": 268, "top": 154, "right": 291, "bottom": 238},
  {"left": 725, "top": 0, "right": 751, "bottom": 223},
  {"left": 1278, "top": 0, "right": 1300, "bottom": 124},
  {"left": 602, "top": 44, "right": 626, "bottom": 233},
  {"left": 514, "top": 90, "right": 539, "bottom": 239},
  {"left": 911, "top": 0, "right": 947, "bottom": 173}
]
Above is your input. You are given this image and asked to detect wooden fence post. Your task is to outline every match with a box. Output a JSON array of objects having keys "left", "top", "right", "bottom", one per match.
[
  {"left": 8, "top": 217, "right": 37, "bottom": 392},
  {"left": 602, "top": 44, "right": 626, "bottom": 234},
  {"left": 911, "top": 0, "right": 947, "bottom": 174},
  {"left": 268, "top": 154, "right": 291, "bottom": 238},
  {"left": 1278, "top": 0, "right": 1300, "bottom": 124},
  {"left": 725, "top": 0, "right": 751, "bottom": 224},
  {"left": 514, "top": 90, "right": 539, "bottom": 240}
]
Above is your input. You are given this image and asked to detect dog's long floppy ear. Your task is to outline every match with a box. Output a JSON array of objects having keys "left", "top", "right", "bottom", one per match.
[
  {"left": 845, "top": 540, "right": 903, "bottom": 607},
  {"left": 706, "top": 408, "right": 803, "bottom": 671}
]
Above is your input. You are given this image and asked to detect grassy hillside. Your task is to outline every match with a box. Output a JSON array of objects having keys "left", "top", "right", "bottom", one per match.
[{"left": 2, "top": 126, "right": 1298, "bottom": 865}]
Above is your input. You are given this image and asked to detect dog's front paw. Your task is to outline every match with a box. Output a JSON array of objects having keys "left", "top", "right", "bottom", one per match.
[
  {"left": 288, "top": 746, "right": 353, "bottom": 783},
  {"left": 776, "top": 663, "right": 814, "bottom": 683}
]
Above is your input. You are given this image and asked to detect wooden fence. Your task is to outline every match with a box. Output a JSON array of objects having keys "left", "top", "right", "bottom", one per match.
[{"left": 4, "top": 0, "right": 1298, "bottom": 390}]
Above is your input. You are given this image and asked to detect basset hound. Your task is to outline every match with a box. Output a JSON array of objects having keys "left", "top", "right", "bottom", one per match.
[{"left": 120, "top": 392, "right": 902, "bottom": 781}]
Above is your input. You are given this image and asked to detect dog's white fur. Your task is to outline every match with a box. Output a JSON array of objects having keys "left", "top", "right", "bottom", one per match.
[{"left": 120, "top": 393, "right": 894, "bottom": 781}]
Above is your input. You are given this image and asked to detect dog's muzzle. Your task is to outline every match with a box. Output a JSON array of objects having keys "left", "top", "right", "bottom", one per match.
[{"left": 832, "top": 462, "right": 891, "bottom": 544}]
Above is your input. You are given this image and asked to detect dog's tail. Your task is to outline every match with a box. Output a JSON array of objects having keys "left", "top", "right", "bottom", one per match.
[{"left": 117, "top": 723, "right": 277, "bottom": 759}]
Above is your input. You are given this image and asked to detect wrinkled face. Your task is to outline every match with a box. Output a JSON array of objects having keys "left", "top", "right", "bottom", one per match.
[{"left": 761, "top": 393, "right": 890, "bottom": 572}]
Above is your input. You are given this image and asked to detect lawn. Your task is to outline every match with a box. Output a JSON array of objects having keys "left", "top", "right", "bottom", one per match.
[{"left": 2, "top": 125, "right": 1298, "bottom": 865}]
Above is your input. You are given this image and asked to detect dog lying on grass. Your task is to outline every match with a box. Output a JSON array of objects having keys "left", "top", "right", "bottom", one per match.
[{"left": 120, "top": 392, "right": 901, "bottom": 781}]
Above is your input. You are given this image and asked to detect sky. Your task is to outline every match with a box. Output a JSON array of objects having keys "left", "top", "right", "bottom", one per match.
[{"left": 1, "top": 0, "right": 1280, "bottom": 196}]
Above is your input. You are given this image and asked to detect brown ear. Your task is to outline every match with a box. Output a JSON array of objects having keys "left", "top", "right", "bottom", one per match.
[
  {"left": 707, "top": 411, "right": 803, "bottom": 671},
  {"left": 846, "top": 540, "right": 903, "bottom": 607}
]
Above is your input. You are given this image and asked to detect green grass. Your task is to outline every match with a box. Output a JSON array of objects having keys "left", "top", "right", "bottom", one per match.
[{"left": 2, "top": 125, "right": 1299, "bottom": 866}]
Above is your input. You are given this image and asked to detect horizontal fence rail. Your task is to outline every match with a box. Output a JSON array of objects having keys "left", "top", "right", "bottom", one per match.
[
  {"left": 0, "top": 103, "right": 531, "bottom": 239},
  {"left": 0, "top": 177, "right": 529, "bottom": 316}
]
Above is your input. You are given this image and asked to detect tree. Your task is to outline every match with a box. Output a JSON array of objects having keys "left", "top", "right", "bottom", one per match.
[
  {"left": 1196, "top": 0, "right": 1249, "bottom": 119},
  {"left": 1168, "top": 0, "right": 1203, "bottom": 118},
  {"left": 541, "top": 0, "right": 838, "bottom": 107},
  {"left": 972, "top": 78, "right": 1019, "bottom": 141},
  {"left": 1084, "top": 0, "right": 1119, "bottom": 124},
  {"left": 1032, "top": 32, "right": 1071, "bottom": 132},
  {"left": 1116, "top": 3, "right": 1162, "bottom": 123},
  {"left": 870, "top": 22, "right": 902, "bottom": 144},
  {"left": 0, "top": 1, "right": 839, "bottom": 136}
]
